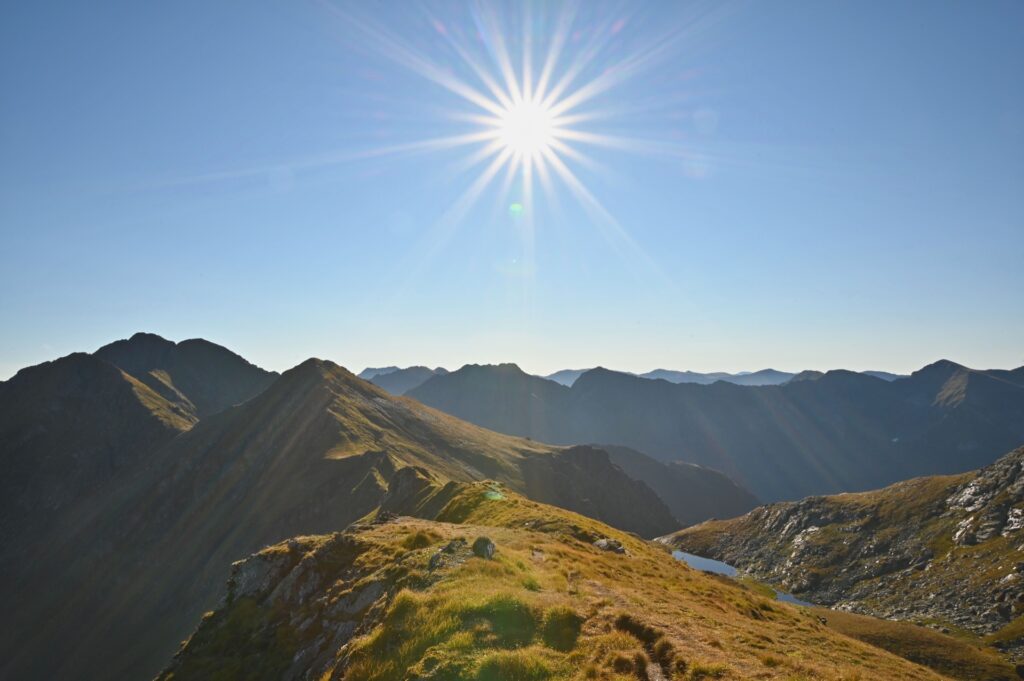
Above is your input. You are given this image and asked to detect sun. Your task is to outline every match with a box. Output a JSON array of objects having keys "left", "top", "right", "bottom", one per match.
[{"left": 494, "top": 99, "right": 558, "bottom": 160}]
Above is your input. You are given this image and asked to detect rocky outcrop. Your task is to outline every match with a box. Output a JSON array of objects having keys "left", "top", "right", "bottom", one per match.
[
  {"left": 663, "top": 446, "right": 1024, "bottom": 659},
  {"left": 159, "top": 531, "right": 395, "bottom": 681}
]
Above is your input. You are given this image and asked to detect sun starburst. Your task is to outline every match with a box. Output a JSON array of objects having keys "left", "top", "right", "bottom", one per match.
[
  {"left": 494, "top": 99, "right": 560, "bottom": 160},
  {"left": 305, "top": 1, "right": 705, "bottom": 285}
]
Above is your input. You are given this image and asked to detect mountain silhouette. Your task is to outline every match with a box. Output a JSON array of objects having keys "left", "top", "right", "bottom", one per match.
[
  {"left": 1, "top": 343, "right": 680, "bottom": 681},
  {"left": 408, "top": 360, "right": 1024, "bottom": 500}
]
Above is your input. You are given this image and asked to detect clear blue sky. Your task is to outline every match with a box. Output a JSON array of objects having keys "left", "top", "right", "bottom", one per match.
[{"left": 2, "top": 1, "right": 1022, "bottom": 380}]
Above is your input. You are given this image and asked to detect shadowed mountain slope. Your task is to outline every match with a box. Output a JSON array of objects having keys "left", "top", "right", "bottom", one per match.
[
  {"left": 1, "top": 357, "right": 677, "bottom": 681},
  {"left": 157, "top": 481, "right": 999, "bottom": 681},
  {"left": 544, "top": 368, "right": 591, "bottom": 386},
  {"left": 94, "top": 331, "right": 277, "bottom": 418},
  {"left": 366, "top": 365, "right": 448, "bottom": 395},
  {"left": 864, "top": 370, "right": 906, "bottom": 381},
  {"left": 358, "top": 366, "right": 400, "bottom": 380},
  {"left": 601, "top": 445, "right": 760, "bottom": 525},
  {"left": 0, "top": 353, "right": 195, "bottom": 546},
  {"left": 663, "top": 446, "right": 1024, "bottom": 663},
  {"left": 409, "top": 361, "right": 1024, "bottom": 501}
]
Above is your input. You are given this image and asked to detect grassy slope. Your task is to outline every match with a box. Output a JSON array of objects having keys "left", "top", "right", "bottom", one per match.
[
  {"left": 819, "top": 609, "right": 1017, "bottom": 681},
  {"left": 161, "top": 483, "right": 969, "bottom": 681}
]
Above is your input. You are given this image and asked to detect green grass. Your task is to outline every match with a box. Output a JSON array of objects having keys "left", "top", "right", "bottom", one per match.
[
  {"left": 344, "top": 585, "right": 578, "bottom": 681},
  {"left": 476, "top": 649, "right": 551, "bottom": 681}
]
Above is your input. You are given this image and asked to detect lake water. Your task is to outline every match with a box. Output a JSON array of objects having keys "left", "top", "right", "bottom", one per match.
[{"left": 672, "top": 550, "right": 815, "bottom": 607}]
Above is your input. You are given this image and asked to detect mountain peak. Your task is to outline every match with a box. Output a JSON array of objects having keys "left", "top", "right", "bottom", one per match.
[
  {"left": 573, "top": 366, "right": 642, "bottom": 390},
  {"left": 128, "top": 330, "right": 173, "bottom": 343},
  {"left": 94, "top": 332, "right": 277, "bottom": 418},
  {"left": 914, "top": 359, "right": 966, "bottom": 376}
]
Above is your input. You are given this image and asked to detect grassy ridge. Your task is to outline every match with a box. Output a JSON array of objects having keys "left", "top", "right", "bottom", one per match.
[{"left": 162, "top": 482, "right": 959, "bottom": 680}]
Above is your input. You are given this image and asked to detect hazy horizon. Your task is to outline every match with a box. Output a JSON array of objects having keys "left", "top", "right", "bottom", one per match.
[
  {"left": 2, "top": 327, "right": 1022, "bottom": 382},
  {"left": 3, "top": 1, "right": 1022, "bottom": 381}
]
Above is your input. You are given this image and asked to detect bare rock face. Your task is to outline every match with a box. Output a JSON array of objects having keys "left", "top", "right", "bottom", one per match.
[
  {"left": 226, "top": 547, "right": 302, "bottom": 603},
  {"left": 949, "top": 450, "right": 1024, "bottom": 546}
]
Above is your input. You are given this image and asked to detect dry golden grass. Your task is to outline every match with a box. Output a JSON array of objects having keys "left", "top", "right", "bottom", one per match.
[{"left": 165, "top": 482, "right": 974, "bottom": 680}]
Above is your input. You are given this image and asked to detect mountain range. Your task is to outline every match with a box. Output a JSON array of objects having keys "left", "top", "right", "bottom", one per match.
[
  {"left": 4, "top": 333, "right": 1023, "bottom": 679},
  {"left": 360, "top": 365, "right": 450, "bottom": 395},
  {"left": 408, "top": 361, "right": 1024, "bottom": 501},
  {"left": 544, "top": 367, "right": 906, "bottom": 387},
  {"left": 360, "top": 363, "right": 906, "bottom": 396},
  {"left": 0, "top": 333, "right": 747, "bottom": 681}
]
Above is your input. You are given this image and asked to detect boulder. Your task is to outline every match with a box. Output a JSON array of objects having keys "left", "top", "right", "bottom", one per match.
[
  {"left": 594, "top": 538, "right": 625, "bottom": 554},
  {"left": 472, "top": 536, "right": 496, "bottom": 560}
]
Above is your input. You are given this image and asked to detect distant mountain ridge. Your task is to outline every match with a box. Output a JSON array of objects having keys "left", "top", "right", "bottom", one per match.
[
  {"left": 545, "top": 366, "right": 907, "bottom": 387},
  {"left": 357, "top": 366, "right": 399, "bottom": 380},
  {"left": 362, "top": 365, "right": 449, "bottom": 395},
  {"left": 544, "top": 367, "right": 591, "bottom": 386},
  {"left": 408, "top": 360, "right": 1024, "bottom": 501},
  {"left": 641, "top": 367, "right": 797, "bottom": 386}
]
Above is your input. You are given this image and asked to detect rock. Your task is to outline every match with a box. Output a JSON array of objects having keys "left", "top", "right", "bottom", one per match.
[
  {"left": 330, "top": 581, "right": 385, "bottom": 617},
  {"left": 226, "top": 549, "right": 298, "bottom": 603},
  {"left": 1006, "top": 508, "right": 1024, "bottom": 535},
  {"left": 429, "top": 538, "right": 467, "bottom": 570},
  {"left": 594, "top": 538, "right": 626, "bottom": 554},
  {"left": 472, "top": 536, "right": 495, "bottom": 559}
]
